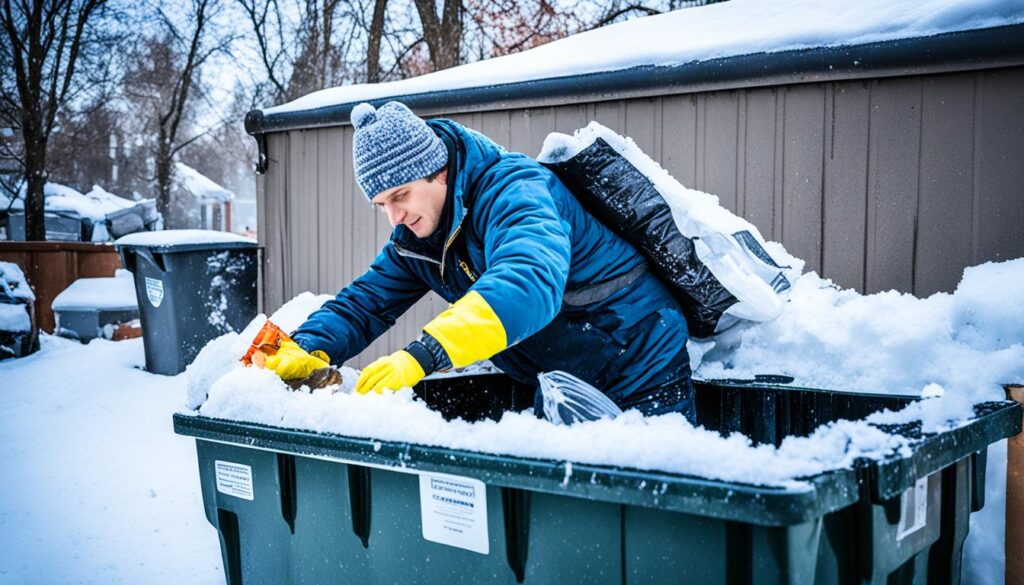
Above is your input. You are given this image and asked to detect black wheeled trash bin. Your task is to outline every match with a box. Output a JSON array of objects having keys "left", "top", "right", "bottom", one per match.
[
  {"left": 173, "top": 376, "right": 1022, "bottom": 585},
  {"left": 116, "top": 230, "right": 258, "bottom": 375}
]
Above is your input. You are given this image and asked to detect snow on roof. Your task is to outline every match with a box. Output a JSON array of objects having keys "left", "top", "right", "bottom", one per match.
[
  {"left": 115, "top": 229, "right": 255, "bottom": 248},
  {"left": 51, "top": 270, "right": 138, "bottom": 312},
  {"left": 263, "top": 0, "right": 1024, "bottom": 115},
  {"left": 174, "top": 162, "right": 234, "bottom": 203},
  {"left": 0, "top": 261, "right": 35, "bottom": 302},
  {"left": 83, "top": 185, "right": 139, "bottom": 211},
  {"left": 43, "top": 184, "right": 133, "bottom": 221}
]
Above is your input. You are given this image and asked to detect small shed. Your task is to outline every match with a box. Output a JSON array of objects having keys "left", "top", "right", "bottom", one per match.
[
  {"left": 245, "top": 0, "right": 1024, "bottom": 368},
  {"left": 174, "top": 162, "right": 234, "bottom": 232}
]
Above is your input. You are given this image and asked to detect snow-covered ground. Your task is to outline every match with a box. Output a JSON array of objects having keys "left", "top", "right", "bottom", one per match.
[
  {"left": 0, "top": 337, "right": 223, "bottom": 585},
  {"left": 0, "top": 279, "right": 1014, "bottom": 583}
]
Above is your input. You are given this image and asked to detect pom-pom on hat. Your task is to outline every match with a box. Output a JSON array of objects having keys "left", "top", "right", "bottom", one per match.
[{"left": 350, "top": 101, "right": 448, "bottom": 199}]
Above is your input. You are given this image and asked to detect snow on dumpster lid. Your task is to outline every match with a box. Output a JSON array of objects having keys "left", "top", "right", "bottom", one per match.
[
  {"left": 261, "top": 0, "right": 1024, "bottom": 116},
  {"left": 187, "top": 256, "right": 1024, "bottom": 487},
  {"left": 52, "top": 270, "right": 138, "bottom": 312},
  {"left": 115, "top": 229, "right": 256, "bottom": 250}
]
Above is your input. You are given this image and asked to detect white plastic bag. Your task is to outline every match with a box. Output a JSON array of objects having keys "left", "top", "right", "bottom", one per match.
[{"left": 539, "top": 371, "right": 623, "bottom": 425}]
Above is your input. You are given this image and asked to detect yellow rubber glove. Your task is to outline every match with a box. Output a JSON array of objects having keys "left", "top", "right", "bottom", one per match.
[
  {"left": 356, "top": 350, "right": 425, "bottom": 395},
  {"left": 264, "top": 340, "right": 331, "bottom": 381}
]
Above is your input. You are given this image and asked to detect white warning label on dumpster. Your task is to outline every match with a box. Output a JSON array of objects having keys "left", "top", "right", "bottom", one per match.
[
  {"left": 897, "top": 475, "right": 929, "bottom": 540},
  {"left": 419, "top": 472, "right": 489, "bottom": 554},
  {"left": 215, "top": 460, "right": 254, "bottom": 501},
  {"left": 145, "top": 277, "right": 164, "bottom": 308}
]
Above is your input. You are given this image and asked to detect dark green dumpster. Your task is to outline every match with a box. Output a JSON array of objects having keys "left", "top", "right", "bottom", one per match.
[
  {"left": 116, "top": 231, "right": 258, "bottom": 375},
  {"left": 173, "top": 376, "right": 1020, "bottom": 585}
]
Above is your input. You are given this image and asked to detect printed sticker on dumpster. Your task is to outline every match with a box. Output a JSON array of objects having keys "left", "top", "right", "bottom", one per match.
[
  {"left": 145, "top": 277, "right": 164, "bottom": 308},
  {"left": 215, "top": 460, "right": 254, "bottom": 501},
  {"left": 419, "top": 472, "right": 489, "bottom": 554},
  {"left": 897, "top": 475, "right": 929, "bottom": 540}
]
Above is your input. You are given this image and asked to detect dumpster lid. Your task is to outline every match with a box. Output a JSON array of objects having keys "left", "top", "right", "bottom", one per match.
[
  {"left": 114, "top": 229, "right": 256, "bottom": 253},
  {"left": 172, "top": 396, "right": 1022, "bottom": 526}
]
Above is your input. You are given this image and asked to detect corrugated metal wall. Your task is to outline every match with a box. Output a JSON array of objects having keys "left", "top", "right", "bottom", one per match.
[{"left": 257, "top": 66, "right": 1024, "bottom": 367}]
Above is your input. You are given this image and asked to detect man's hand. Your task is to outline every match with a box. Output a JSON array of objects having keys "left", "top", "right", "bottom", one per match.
[
  {"left": 264, "top": 340, "right": 331, "bottom": 381},
  {"left": 356, "top": 350, "right": 425, "bottom": 394}
]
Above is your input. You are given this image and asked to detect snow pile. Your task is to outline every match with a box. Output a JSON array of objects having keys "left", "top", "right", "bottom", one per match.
[
  {"left": 174, "top": 162, "right": 234, "bottom": 203},
  {"left": 0, "top": 303, "right": 30, "bottom": 332},
  {"left": 0, "top": 336, "right": 223, "bottom": 584},
  {"left": 188, "top": 285, "right": 1012, "bottom": 488},
  {"left": 83, "top": 185, "right": 137, "bottom": 213},
  {"left": 696, "top": 259, "right": 1024, "bottom": 432},
  {"left": 186, "top": 259, "right": 1023, "bottom": 484},
  {"left": 185, "top": 292, "right": 334, "bottom": 410},
  {"left": 263, "top": 0, "right": 1024, "bottom": 115},
  {"left": 51, "top": 269, "right": 138, "bottom": 311},
  {"left": 2, "top": 182, "right": 158, "bottom": 241},
  {"left": 0, "top": 261, "right": 34, "bottom": 302},
  {"left": 41, "top": 182, "right": 137, "bottom": 220},
  {"left": 198, "top": 370, "right": 908, "bottom": 488},
  {"left": 0, "top": 261, "right": 33, "bottom": 333},
  {"left": 115, "top": 229, "right": 255, "bottom": 248}
]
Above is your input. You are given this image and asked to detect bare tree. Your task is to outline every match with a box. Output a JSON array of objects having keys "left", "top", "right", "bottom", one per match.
[
  {"left": 464, "top": 0, "right": 579, "bottom": 59},
  {"left": 46, "top": 98, "right": 119, "bottom": 193},
  {"left": 120, "top": 0, "right": 233, "bottom": 226},
  {"left": 237, "top": 0, "right": 362, "bottom": 105},
  {"left": 412, "top": 0, "right": 462, "bottom": 72},
  {"left": 0, "top": 0, "right": 109, "bottom": 240},
  {"left": 587, "top": 0, "right": 727, "bottom": 30},
  {"left": 366, "top": 0, "right": 388, "bottom": 83}
]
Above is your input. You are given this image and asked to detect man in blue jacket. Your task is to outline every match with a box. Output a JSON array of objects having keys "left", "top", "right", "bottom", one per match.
[{"left": 267, "top": 101, "right": 695, "bottom": 419}]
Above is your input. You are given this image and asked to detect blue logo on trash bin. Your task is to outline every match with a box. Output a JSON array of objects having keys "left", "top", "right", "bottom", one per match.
[{"left": 145, "top": 277, "right": 164, "bottom": 308}]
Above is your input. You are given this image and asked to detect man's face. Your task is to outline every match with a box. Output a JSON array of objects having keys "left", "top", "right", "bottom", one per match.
[{"left": 371, "top": 169, "right": 448, "bottom": 238}]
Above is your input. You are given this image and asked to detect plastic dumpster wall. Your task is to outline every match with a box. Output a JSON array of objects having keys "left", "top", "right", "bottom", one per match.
[{"left": 174, "top": 377, "right": 1021, "bottom": 585}]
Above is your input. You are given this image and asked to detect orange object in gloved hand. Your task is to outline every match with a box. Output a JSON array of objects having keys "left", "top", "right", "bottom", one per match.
[
  {"left": 242, "top": 320, "right": 331, "bottom": 381},
  {"left": 356, "top": 350, "right": 425, "bottom": 394},
  {"left": 265, "top": 340, "right": 331, "bottom": 381}
]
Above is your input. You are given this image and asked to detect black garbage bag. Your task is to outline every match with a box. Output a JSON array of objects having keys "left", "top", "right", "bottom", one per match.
[{"left": 542, "top": 134, "right": 790, "bottom": 338}]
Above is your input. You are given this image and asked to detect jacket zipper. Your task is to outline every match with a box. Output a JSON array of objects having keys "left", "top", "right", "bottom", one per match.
[
  {"left": 393, "top": 243, "right": 441, "bottom": 265},
  {"left": 439, "top": 224, "right": 461, "bottom": 281}
]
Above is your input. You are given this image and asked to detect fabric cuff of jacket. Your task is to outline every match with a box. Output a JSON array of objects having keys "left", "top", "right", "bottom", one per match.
[{"left": 404, "top": 334, "right": 450, "bottom": 376}]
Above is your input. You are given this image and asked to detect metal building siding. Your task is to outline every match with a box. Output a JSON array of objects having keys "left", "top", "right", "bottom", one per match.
[
  {"left": 257, "top": 66, "right": 1023, "bottom": 367},
  {"left": 822, "top": 81, "right": 871, "bottom": 292}
]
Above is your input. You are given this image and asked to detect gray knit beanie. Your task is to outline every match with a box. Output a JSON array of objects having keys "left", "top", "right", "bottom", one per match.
[{"left": 351, "top": 101, "right": 449, "bottom": 199}]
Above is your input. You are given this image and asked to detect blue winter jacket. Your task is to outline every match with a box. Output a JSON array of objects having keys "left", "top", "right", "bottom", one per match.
[{"left": 293, "top": 119, "right": 692, "bottom": 405}]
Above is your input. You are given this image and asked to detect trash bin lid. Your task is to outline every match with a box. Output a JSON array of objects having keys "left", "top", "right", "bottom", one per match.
[{"left": 114, "top": 229, "right": 257, "bottom": 254}]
